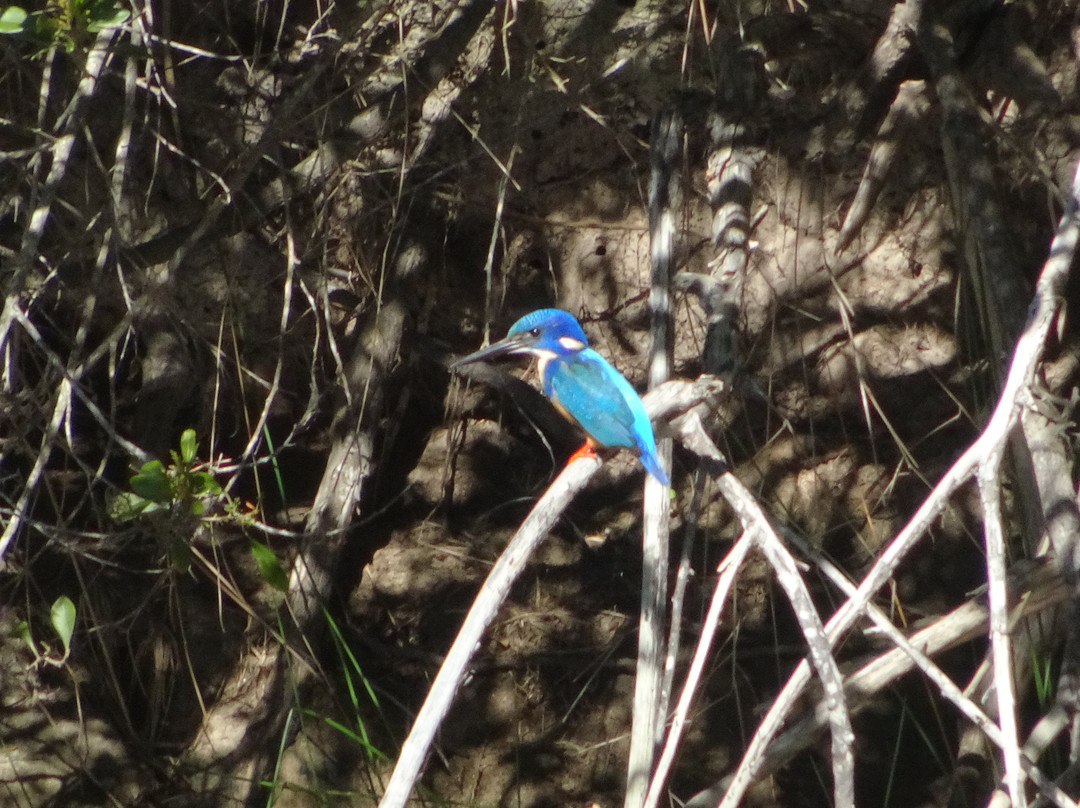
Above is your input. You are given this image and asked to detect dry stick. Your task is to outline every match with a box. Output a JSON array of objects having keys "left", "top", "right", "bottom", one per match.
[
  {"left": 625, "top": 109, "right": 680, "bottom": 808},
  {"left": 921, "top": 16, "right": 1046, "bottom": 805},
  {"left": 787, "top": 555, "right": 1074, "bottom": 808},
  {"left": 699, "top": 105, "right": 752, "bottom": 380},
  {"left": 981, "top": 453, "right": 1026, "bottom": 808},
  {"left": 660, "top": 468, "right": 707, "bottom": 764},
  {"left": 652, "top": 91, "right": 756, "bottom": 773},
  {"left": 33, "top": 44, "right": 55, "bottom": 134},
  {"left": 404, "top": 3, "right": 496, "bottom": 174},
  {"left": 644, "top": 411, "right": 854, "bottom": 808},
  {"left": 654, "top": 94, "right": 758, "bottom": 803},
  {"left": 750, "top": 515, "right": 855, "bottom": 808},
  {"left": 644, "top": 407, "right": 738, "bottom": 808},
  {"left": 111, "top": 17, "right": 139, "bottom": 237},
  {"left": 818, "top": 548, "right": 1070, "bottom": 807},
  {"left": 377, "top": 453, "right": 603, "bottom": 808},
  {"left": 376, "top": 378, "right": 726, "bottom": 808},
  {"left": 0, "top": 381, "right": 71, "bottom": 564},
  {"left": 923, "top": 13, "right": 1028, "bottom": 371},
  {"left": 0, "top": 28, "right": 120, "bottom": 559},
  {"left": 481, "top": 145, "right": 516, "bottom": 346},
  {"left": 0, "top": 301, "right": 152, "bottom": 564},
  {"left": 5, "top": 302, "right": 148, "bottom": 457},
  {"left": 220, "top": 234, "right": 298, "bottom": 494},
  {"left": 294, "top": 0, "right": 503, "bottom": 622},
  {"left": 835, "top": 80, "right": 928, "bottom": 253},
  {"left": 858, "top": 0, "right": 920, "bottom": 105},
  {"left": 713, "top": 423, "right": 852, "bottom": 805},
  {"left": 655, "top": 101, "right": 757, "bottom": 783},
  {"left": 1021, "top": 396, "right": 1080, "bottom": 775},
  {"left": 646, "top": 531, "right": 756, "bottom": 808},
  {"left": 697, "top": 415, "right": 854, "bottom": 806},
  {"left": 8, "top": 26, "right": 118, "bottom": 295},
  {"left": 715, "top": 156, "right": 1080, "bottom": 808},
  {"left": 292, "top": 296, "right": 410, "bottom": 606}
]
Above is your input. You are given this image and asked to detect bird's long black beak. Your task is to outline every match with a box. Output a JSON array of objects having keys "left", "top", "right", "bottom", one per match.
[{"left": 450, "top": 335, "right": 531, "bottom": 370}]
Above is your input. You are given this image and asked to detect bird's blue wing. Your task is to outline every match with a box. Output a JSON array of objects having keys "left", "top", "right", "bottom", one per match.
[
  {"left": 546, "top": 350, "right": 642, "bottom": 450},
  {"left": 546, "top": 349, "right": 669, "bottom": 483}
]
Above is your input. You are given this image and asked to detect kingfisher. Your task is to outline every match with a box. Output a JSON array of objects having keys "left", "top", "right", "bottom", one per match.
[{"left": 452, "top": 308, "right": 669, "bottom": 484}]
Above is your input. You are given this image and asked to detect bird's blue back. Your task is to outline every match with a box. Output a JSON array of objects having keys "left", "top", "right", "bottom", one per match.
[
  {"left": 542, "top": 350, "right": 640, "bottom": 449},
  {"left": 542, "top": 349, "right": 668, "bottom": 484}
]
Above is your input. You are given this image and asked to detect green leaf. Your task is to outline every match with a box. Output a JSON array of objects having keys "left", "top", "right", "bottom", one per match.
[
  {"left": 50, "top": 596, "right": 76, "bottom": 657},
  {"left": 110, "top": 491, "right": 151, "bottom": 521},
  {"left": 16, "top": 620, "right": 32, "bottom": 648},
  {"left": 0, "top": 7, "right": 27, "bottom": 35},
  {"left": 130, "top": 460, "right": 172, "bottom": 504},
  {"left": 250, "top": 541, "right": 289, "bottom": 592},
  {"left": 86, "top": 7, "right": 129, "bottom": 33},
  {"left": 179, "top": 429, "right": 197, "bottom": 465},
  {"left": 191, "top": 471, "right": 222, "bottom": 497}
]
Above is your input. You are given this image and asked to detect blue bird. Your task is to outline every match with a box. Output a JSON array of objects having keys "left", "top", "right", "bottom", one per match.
[{"left": 452, "top": 309, "right": 669, "bottom": 484}]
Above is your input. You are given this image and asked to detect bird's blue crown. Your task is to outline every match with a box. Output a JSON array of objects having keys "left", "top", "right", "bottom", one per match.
[{"left": 507, "top": 309, "right": 589, "bottom": 350}]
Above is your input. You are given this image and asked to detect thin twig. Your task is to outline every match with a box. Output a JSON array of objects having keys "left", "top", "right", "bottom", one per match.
[
  {"left": 9, "top": 27, "right": 118, "bottom": 295},
  {"left": 0, "top": 379, "right": 71, "bottom": 564},
  {"left": 736, "top": 554, "right": 1074, "bottom": 808},
  {"left": 981, "top": 455, "right": 1026, "bottom": 807},
  {"left": 645, "top": 534, "right": 755, "bottom": 808},
  {"left": 377, "top": 453, "right": 603, "bottom": 808},
  {"left": 626, "top": 108, "right": 680, "bottom": 808},
  {"left": 714, "top": 152, "right": 1080, "bottom": 808}
]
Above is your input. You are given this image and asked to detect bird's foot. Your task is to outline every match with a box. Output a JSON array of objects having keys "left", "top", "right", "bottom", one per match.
[{"left": 568, "top": 442, "right": 598, "bottom": 463}]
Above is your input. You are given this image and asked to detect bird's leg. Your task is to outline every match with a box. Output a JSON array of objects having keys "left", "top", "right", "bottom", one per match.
[{"left": 568, "top": 440, "right": 598, "bottom": 464}]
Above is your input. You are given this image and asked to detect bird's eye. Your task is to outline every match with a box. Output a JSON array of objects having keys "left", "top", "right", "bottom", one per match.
[{"left": 529, "top": 328, "right": 541, "bottom": 337}]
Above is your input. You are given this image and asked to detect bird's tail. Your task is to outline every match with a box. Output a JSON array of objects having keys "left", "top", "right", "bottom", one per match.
[{"left": 639, "top": 450, "right": 670, "bottom": 485}]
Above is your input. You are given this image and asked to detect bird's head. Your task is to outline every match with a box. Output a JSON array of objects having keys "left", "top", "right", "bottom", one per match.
[{"left": 452, "top": 309, "right": 589, "bottom": 368}]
